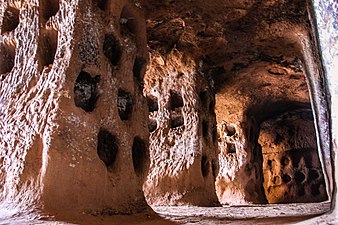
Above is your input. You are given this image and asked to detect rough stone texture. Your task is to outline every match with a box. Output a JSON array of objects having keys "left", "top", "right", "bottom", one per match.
[
  {"left": 0, "top": 0, "right": 149, "bottom": 214},
  {"left": 259, "top": 109, "right": 327, "bottom": 203},
  {"left": 215, "top": 61, "right": 311, "bottom": 204},
  {"left": 140, "top": 0, "right": 329, "bottom": 206},
  {"left": 0, "top": 0, "right": 337, "bottom": 224},
  {"left": 143, "top": 51, "right": 219, "bottom": 206}
]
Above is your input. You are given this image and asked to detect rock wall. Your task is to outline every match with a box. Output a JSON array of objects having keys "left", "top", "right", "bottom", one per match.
[
  {"left": 0, "top": 0, "right": 149, "bottom": 214},
  {"left": 259, "top": 109, "right": 327, "bottom": 203},
  {"left": 215, "top": 57, "right": 311, "bottom": 204},
  {"left": 143, "top": 51, "right": 219, "bottom": 206}
]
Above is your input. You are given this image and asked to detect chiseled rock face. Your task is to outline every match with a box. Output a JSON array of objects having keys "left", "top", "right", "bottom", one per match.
[
  {"left": 143, "top": 51, "right": 219, "bottom": 206},
  {"left": 259, "top": 109, "right": 328, "bottom": 203},
  {"left": 0, "top": 0, "right": 149, "bottom": 214}
]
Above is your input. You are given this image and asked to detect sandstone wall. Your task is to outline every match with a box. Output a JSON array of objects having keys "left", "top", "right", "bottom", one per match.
[
  {"left": 259, "top": 109, "right": 327, "bottom": 203},
  {"left": 0, "top": 0, "right": 149, "bottom": 214},
  {"left": 143, "top": 51, "right": 219, "bottom": 206}
]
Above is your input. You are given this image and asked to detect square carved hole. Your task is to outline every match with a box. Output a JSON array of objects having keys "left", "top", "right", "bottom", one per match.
[
  {"left": 170, "top": 113, "right": 184, "bottom": 129},
  {"left": 147, "top": 95, "right": 158, "bottom": 112},
  {"left": 169, "top": 90, "right": 183, "bottom": 110}
]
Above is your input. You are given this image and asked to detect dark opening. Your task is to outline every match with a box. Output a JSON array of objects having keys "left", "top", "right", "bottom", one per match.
[
  {"left": 148, "top": 119, "right": 157, "bottom": 132},
  {"left": 281, "top": 156, "right": 290, "bottom": 167},
  {"left": 199, "top": 90, "right": 208, "bottom": 105},
  {"left": 309, "top": 169, "right": 319, "bottom": 180},
  {"left": 282, "top": 173, "right": 292, "bottom": 183},
  {"left": 117, "top": 89, "right": 133, "bottom": 121},
  {"left": 98, "top": 0, "right": 108, "bottom": 10},
  {"left": 41, "top": 0, "right": 59, "bottom": 20},
  {"left": 227, "top": 142, "right": 236, "bottom": 154},
  {"left": 97, "top": 129, "right": 118, "bottom": 167},
  {"left": 1, "top": 7, "right": 19, "bottom": 34},
  {"left": 0, "top": 43, "right": 15, "bottom": 74},
  {"left": 295, "top": 171, "right": 306, "bottom": 184},
  {"left": 170, "top": 114, "right": 184, "bottom": 128},
  {"left": 132, "top": 137, "right": 148, "bottom": 175},
  {"left": 201, "top": 155, "right": 209, "bottom": 177},
  {"left": 225, "top": 124, "right": 236, "bottom": 136},
  {"left": 147, "top": 95, "right": 158, "bottom": 112},
  {"left": 202, "top": 120, "right": 208, "bottom": 139},
  {"left": 169, "top": 91, "right": 184, "bottom": 110},
  {"left": 40, "top": 29, "right": 58, "bottom": 68},
  {"left": 103, "top": 33, "right": 122, "bottom": 66},
  {"left": 133, "top": 56, "right": 147, "bottom": 81},
  {"left": 74, "top": 71, "right": 100, "bottom": 112}
]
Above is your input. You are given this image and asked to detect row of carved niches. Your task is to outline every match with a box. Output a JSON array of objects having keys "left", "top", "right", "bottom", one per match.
[
  {"left": 97, "top": 128, "right": 148, "bottom": 175},
  {"left": 259, "top": 109, "right": 328, "bottom": 203}
]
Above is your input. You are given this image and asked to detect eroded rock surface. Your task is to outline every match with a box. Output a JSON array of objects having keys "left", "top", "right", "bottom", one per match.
[
  {"left": 0, "top": 0, "right": 149, "bottom": 214},
  {"left": 143, "top": 51, "right": 219, "bottom": 206},
  {"left": 259, "top": 109, "right": 327, "bottom": 203}
]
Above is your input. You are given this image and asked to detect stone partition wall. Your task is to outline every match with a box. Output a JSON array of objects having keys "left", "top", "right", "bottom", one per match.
[
  {"left": 0, "top": 0, "right": 149, "bottom": 214},
  {"left": 259, "top": 109, "right": 327, "bottom": 203},
  {"left": 143, "top": 51, "right": 219, "bottom": 206}
]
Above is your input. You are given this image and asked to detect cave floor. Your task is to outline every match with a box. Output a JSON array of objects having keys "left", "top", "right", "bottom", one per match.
[{"left": 0, "top": 202, "right": 333, "bottom": 225}]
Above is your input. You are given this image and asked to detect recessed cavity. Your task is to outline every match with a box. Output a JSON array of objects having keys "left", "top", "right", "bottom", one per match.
[
  {"left": 212, "top": 159, "right": 218, "bottom": 178},
  {"left": 226, "top": 142, "right": 236, "bottom": 154},
  {"left": 97, "top": 129, "right": 118, "bottom": 167},
  {"left": 169, "top": 91, "right": 184, "bottom": 110},
  {"left": 117, "top": 89, "right": 133, "bottom": 121},
  {"left": 201, "top": 155, "right": 209, "bottom": 177},
  {"left": 98, "top": 0, "right": 108, "bottom": 10},
  {"left": 132, "top": 137, "right": 148, "bottom": 175},
  {"left": 147, "top": 95, "right": 158, "bottom": 112},
  {"left": 199, "top": 90, "right": 208, "bottom": 105},
  {"left": 40, "top": 29, "right": 58, "bottom": 68},
  {"left": 295, "top": 171, "right": 306, "bottom": 184},
  {"left": 1, "top": 6, "right": 19, "bottom": 34},
  {"left": 170, "top": 114, "right": 184, "bottom": 128},
  {"left": 41, "top": 0, "right": 59, "bottom": 20},
  {"left": 149, "top": 119, "right": 157, "bottom": 132},
  {"left": 133, "top": 56, "right": 147, "bottom": 81},
  {"left": 308, "top": 169, "right": 319, "bottom": 180},
  {"left": 0, "top": 43, "right": 15, "bottom": 74},
  {"left": 282, "top": 173, "right": 291, "bottom": 183},
  {"left": 226, "top": 124, "right": 236, "bottom": 136},
  {"left": 103, "top": 33, "right": 122, "bottom": 66},
  {"left": 74, "top": 71, "right": 100, "bottom": 112},
  {"left": 281, "top": 156, "right": 290, "bottom": 167}
]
